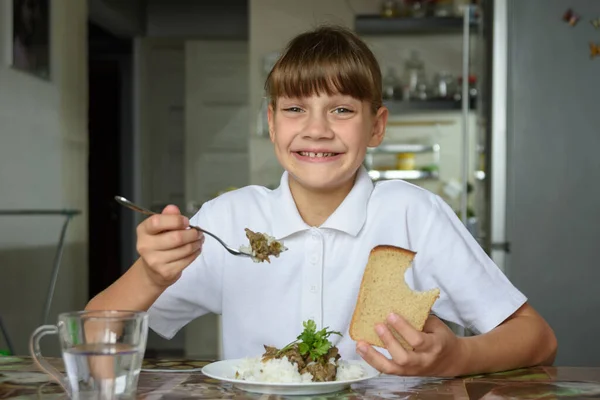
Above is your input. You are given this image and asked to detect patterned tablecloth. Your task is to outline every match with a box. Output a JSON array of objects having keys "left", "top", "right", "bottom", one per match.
[{"left": 2, "top": 356, "right": 600, "bottom": 399}]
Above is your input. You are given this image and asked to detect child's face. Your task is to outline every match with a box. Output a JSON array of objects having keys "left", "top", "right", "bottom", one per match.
[{"left": 268, "top": 93, "right": 387, "bottom": 192}]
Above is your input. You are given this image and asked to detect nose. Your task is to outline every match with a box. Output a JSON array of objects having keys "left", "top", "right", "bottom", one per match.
[{"left": 302, "top": 112, "right": 334, "bottom": 140}]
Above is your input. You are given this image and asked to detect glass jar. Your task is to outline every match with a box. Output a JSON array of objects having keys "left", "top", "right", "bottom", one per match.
[
  {"left": 434, "top": 0, "right": 454, "bottom": 16},
  {"left": 433, "top": 71, "right": 457, "bottom": 99},
  {"left": 404, "top": 50, "right": 427, "bottom": 98},
  {"left": 382, "top": 67, "right": 403, "bottom": 100},
  {"left": 380, "top": 0, "right": 400, "bottom": 18},
  {"left": 396, "top": 153, "right": 416, "bottom": 170}
]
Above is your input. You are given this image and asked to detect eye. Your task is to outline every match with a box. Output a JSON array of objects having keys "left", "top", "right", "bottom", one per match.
[
  {"left": 282, "top": 107, "right": 304, "bottom": 113},
  {"left": 332, "top": 107, "right": 354, "bottom": 114}
]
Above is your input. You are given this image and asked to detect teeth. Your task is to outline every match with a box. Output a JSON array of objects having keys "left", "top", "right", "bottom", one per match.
[{"left": 299, "top": 151, "right": 336, "bottom": 158}]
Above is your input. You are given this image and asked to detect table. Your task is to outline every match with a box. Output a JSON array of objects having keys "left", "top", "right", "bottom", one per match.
[{"left": 2, "top": 356, "right": 600, "bottom": 399}]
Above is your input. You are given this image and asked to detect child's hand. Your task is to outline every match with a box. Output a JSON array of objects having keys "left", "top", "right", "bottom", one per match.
[
  {"left": 356, "top": 314, "right": 464, "bottom": 377},
  {"left": 136, "top": 205, "right": 204, "bottom": 289}
]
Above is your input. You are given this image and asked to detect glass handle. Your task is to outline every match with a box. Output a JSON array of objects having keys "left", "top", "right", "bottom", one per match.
[{"left": 29, "top": 325, "right": 70, "bottom": 396}]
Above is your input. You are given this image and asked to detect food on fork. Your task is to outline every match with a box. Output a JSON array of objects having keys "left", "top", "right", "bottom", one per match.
[
  {"left": 240, "top": 228, "right": 287, "bottom": 263},
  {"left": 350, "top": 245, "right": 440, "bottom": 350},
  {"left": 234, "top": 320, "right": 365, "bottom": 383}
]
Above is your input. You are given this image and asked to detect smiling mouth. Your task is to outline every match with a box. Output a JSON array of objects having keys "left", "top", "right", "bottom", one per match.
[{"left": 296, "top": 151, "right": 340, "bottom": 158}]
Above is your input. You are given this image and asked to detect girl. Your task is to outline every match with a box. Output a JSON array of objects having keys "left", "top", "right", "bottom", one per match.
[{"left": 87, "top": 25, "right": 556, "bottom": 377}]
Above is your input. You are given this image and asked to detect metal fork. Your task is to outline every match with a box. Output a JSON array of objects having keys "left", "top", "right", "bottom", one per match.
[{"left": 114, "top": 196, "right": 253, "bottom": 258}]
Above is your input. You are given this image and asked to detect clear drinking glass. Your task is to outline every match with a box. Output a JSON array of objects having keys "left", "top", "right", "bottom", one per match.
[{"left": 30, "top": 310, "right": 148, "bottom": 399}]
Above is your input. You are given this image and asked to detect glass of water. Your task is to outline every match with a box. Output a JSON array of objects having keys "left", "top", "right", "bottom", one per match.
[{"left": 30, "top": 310, "right": 148, "bottom": 399}]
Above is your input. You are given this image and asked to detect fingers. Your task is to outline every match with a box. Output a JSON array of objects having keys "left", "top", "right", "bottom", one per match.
[
  {"left": 164, "top": 244, "right": 203, "bottom": 272},
  {"left": 141, "top": 213, "right": 190, "bottom": 235},
  {"left": 356, "top": 341, "right": 404, "bottom": 375},
  {"left": 386, "top": 313, "right": 429, "bottom": 350},
  {"left": 372, "top": 315, "right": 429, "bottom": 372},
  {"left": 143, "top": 235, "right": 204, "bottom": 286},
  {"left": 161, "top": 204, "right": 182, "bottom": 215},
  {"left": 136, "top": 204, "right": 202, "bottom": 252},
  {"left": 139, "top": 205, "right": 188, "bottom": 235},
  {"left": 145, "top": 235, "right": 205, "bottom": 267},
  {"left": 142, "top": 227, "right": 202, "bottom": 252},
  {"left": 359, "top": 314, "right": 454, "bottom": 377},
  {"left": 374, "top": 323, "right": 410, "bottom": 364},
  {"left": 134, "top": 204, "right": 205, "bottom": 288}
]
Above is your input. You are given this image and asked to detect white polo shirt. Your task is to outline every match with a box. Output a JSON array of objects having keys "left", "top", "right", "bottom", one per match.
[{"left": 148, "top": 166, "right": 527, "bottom": 360}]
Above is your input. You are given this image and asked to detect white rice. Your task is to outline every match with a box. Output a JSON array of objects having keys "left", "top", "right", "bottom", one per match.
[
  {"left": 335, "top": 360, "right": 366, "bottom": 381},
  {"left": 233, "top": 356, "right": 365, "bottom": 383}
]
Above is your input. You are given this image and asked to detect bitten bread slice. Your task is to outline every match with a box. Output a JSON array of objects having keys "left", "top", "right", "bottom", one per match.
[{"left": 349, "top": 245, "right": 440, "bottom": 350}]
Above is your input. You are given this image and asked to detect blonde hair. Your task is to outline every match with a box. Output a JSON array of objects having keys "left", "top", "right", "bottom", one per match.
[{"left": 265, "top": 25, "right": 382, "bottom": 113}]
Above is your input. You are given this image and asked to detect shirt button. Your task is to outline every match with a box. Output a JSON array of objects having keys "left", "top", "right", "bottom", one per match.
[
  {"left": 310, "top": 255, "right": 318, "bottom": 264},
  {"left": 310, "top": 285, "right": 318, "bottom": 293},
  {"left": 311, "top": 231, "right": 320, "bottom": 239}
]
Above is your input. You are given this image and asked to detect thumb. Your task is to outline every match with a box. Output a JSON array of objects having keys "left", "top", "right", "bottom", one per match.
[{"left": 161, "top": 204, "right": 181, "bottom": 215}]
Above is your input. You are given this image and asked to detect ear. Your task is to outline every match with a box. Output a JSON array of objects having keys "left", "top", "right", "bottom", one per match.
[
  {"left": 267, "top": 103, "right": 275, "bottom": 143},
  {"left": 368, "top": 106, "right": 388, "bottom": 148}
]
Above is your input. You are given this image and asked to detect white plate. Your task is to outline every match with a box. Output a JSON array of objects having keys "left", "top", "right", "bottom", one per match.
[{"left": 201, "top": 358, "right": 380, "bottom": 395}]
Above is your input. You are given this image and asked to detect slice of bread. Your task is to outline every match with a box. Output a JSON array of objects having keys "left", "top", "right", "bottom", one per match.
[{"left": 349, "top": 245, "right": 440, "bottom": 350}]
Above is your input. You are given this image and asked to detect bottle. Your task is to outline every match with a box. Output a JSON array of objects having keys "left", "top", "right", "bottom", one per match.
[
  {"left": 382, "top": 67, "right": 402, "bottom": 100},
  {"left": 404, "top": 51, "right": 426, "bottom": 99},
  {"left": 455, "top": 74, "right": 478, "bottom": 104},
  {"left": 380, "top": 0, "right": 400, "bottom": 18}
]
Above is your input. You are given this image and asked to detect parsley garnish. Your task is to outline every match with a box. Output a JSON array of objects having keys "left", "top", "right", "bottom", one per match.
[{"left": 277, "top": 320, "right": 342, "bottom": 362}]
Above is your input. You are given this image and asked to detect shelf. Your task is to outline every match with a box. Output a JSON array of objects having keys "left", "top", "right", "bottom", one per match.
[
  {"left": 355, "top": 15, "right": 479, "bottom": 35},
  {"left": 368, "top": 169, "right": 439, "bottom": 181},
  {"left": 384, "top": 99, "right": 476, "bottom": 114},
  {"left": 367, "top": 143, "right": 439, "bottom": 154}
]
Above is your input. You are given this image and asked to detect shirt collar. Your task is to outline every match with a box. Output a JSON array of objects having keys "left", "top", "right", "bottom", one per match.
[{"left": 270, "top": 166, "right": 374, "bottom": 239}]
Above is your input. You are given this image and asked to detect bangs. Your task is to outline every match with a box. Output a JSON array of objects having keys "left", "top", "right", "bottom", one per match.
[{"left": 265, "top": 26, "right": 382, "bottom": 112}]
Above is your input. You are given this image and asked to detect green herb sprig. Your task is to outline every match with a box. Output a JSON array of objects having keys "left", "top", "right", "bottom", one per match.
[{"left": 277, "top": 320, "right": 342, "bottom": 361}]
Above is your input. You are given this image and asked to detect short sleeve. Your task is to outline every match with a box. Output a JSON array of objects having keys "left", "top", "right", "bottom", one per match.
[
  {"left": 411, "top": 195, "right": 527, "bottom": 334},
  {"left": 147, "top": 200, "right": 224, "bottom": 339}
]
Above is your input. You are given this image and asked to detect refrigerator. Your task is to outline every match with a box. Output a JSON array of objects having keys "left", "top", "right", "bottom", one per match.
[
  {"left": 479, "top": 0, "right": 600, "bottom": 367},
  {"left": 357, "top": 0, "right": 599, "bottom": 364}
]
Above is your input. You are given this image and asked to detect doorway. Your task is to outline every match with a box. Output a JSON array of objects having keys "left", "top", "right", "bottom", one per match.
[{"left": 87, "top": 22, "right": 133, "bottom": 299}]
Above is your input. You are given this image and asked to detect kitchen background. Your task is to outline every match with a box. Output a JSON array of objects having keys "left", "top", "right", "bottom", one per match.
[{"left": 0, "top": 0, "right": 598, "bottom": 367}]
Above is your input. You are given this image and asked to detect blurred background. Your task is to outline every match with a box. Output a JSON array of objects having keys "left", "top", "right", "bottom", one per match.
[{"left": 0, "top": 0, "right": 598, "bottom": 367}]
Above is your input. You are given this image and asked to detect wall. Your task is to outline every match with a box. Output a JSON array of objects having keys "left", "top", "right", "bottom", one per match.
[
  {"left": 88, "top": 0, "right": 145, "bottom": 36},
  {"left": 135, "top": 3, "right": 250, "bottom": 358},
  {"left": 248, "top": 0, "right": 473, "bottom": 187},
  {"left": 0, "top": 0, "right": 88, "bottom": 355},
  {"left": 146, "top": 0, "right": 247, "bottom": 40},
  {"left": 134, "top": 37, "right": 188, "bottom": 356}
]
